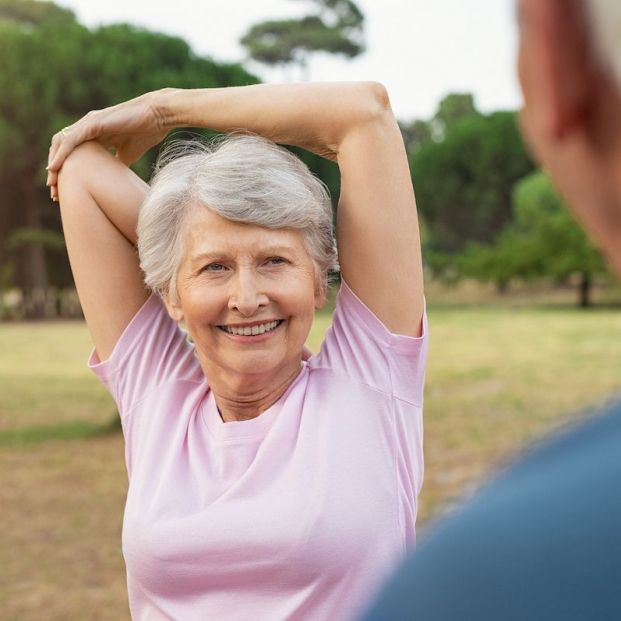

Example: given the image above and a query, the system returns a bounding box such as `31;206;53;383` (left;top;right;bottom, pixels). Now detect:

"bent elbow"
365;81;392;114
350;81;395;129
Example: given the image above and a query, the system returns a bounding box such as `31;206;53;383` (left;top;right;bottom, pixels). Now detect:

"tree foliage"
432;92;477;139
0;0;74;28
399;119;432;156
240;0;364;78
413;110;535;257
460;171;608;306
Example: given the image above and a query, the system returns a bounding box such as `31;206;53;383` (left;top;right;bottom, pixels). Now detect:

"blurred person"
45;82;427;620
360;0;621;619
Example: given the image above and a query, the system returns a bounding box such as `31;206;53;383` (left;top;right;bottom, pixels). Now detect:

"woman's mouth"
217;319;284;336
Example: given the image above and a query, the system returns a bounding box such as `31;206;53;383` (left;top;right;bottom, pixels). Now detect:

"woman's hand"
46;90;169;201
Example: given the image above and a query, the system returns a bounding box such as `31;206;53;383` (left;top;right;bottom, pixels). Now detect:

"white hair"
137;134;339;301
585;0;621;87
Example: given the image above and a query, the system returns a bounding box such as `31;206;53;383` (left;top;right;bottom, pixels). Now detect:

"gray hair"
137;133;339;301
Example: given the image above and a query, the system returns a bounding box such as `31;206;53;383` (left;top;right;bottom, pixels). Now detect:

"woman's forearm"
47;82;393;201
153;82;391;160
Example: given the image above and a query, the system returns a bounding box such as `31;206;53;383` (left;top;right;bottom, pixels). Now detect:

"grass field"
1;292;620;620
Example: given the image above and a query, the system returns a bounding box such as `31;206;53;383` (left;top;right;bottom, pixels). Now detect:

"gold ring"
61;126;71;136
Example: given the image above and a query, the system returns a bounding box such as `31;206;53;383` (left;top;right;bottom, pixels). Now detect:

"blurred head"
517;0;621;277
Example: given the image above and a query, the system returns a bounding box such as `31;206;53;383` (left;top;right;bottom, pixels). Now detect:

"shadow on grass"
0;414;122;447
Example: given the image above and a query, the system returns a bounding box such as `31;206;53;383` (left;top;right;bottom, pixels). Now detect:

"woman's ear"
314;275;328;310
163;294;184;322
314;292;327;311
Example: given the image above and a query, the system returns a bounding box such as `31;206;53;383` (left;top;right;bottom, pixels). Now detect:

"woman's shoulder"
309;280;428;403
319;279;428;360
89;292;203;414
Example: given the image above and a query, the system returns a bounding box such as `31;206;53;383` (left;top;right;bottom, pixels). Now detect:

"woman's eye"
203;263;226;272
267;257;286;266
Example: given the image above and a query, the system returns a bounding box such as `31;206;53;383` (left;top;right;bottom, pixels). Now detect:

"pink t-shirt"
89;280;427;621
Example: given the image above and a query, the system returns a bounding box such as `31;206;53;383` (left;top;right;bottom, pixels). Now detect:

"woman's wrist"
151;87;185;131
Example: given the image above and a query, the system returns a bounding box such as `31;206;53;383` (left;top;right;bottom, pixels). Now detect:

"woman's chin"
221;351;302;382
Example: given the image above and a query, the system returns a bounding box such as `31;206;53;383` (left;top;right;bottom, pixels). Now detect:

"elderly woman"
47;82;427;621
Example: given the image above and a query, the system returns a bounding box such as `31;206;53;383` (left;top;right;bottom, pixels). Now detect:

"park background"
1;0;620;618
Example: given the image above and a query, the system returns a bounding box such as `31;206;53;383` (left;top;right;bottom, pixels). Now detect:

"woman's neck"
201;360;303;423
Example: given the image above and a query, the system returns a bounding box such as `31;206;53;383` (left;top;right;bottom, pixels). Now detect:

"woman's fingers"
46;169;59;202
48;111;100;171
47;127;77;202
47;121;87;200
48;126;82;172
48;123;77;169
46;95;166;201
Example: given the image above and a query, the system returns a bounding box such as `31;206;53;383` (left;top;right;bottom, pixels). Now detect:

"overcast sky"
55;0;522;121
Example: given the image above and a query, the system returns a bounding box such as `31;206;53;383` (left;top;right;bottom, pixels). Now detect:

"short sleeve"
88;293;201;417
313;279;428;406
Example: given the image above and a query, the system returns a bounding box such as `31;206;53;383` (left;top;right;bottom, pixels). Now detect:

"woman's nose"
228;271;269;316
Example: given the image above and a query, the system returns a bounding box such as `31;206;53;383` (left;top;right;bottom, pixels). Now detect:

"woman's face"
166;207;326;381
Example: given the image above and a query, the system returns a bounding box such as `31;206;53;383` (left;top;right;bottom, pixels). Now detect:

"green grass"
0;418;122;447
0;321;113;431
420;304;621;517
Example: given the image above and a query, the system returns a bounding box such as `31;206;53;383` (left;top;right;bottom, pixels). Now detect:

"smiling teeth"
222;320;280;336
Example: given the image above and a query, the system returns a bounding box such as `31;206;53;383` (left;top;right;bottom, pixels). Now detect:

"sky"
54;0;522;122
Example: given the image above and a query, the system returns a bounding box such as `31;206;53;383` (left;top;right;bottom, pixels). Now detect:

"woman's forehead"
183;209;308;261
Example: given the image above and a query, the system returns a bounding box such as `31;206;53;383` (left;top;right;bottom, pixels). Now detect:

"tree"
412;109;535;267
240;0;365;80
399;94;475;159
432;93;477;139
0;0;74;28
399;119;432;156
461;171;608;306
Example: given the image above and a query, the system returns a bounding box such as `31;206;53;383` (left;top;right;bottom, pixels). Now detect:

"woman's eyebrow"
189;245;298;264
189;251;230;265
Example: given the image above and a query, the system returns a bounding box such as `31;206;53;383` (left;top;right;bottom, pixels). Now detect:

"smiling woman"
165;204;324;417
48;81;426;621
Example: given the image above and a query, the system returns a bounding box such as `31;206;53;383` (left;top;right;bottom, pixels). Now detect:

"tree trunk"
578;271;591;308
496;280;509;295
22;178;48;319
298;56;310;82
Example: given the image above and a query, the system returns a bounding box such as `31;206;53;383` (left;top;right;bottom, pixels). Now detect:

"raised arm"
49;82;424;336
56;142;150;361
333;87;424;337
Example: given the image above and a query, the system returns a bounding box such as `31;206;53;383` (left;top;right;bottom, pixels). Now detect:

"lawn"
1;297;620;619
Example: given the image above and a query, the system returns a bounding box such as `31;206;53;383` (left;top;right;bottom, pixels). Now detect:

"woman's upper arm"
336;83;424;337
57;142;151;360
